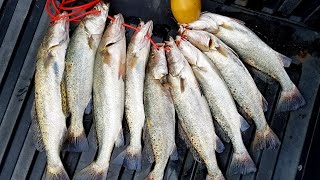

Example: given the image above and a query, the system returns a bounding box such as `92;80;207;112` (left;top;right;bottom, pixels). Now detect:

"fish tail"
45;164;70;180
73;162;107;180
227;151;256;175
145;170;164;180
113;145;142;171
252;125;281;151
206;173;225;180
278;85;305;112
63;127;89;152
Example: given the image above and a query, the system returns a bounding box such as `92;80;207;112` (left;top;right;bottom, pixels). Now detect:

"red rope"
107;16;170;51
45;0;170;51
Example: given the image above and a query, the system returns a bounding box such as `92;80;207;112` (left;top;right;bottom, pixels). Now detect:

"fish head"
47;12;70;49
175;36;199;66
200;13;225;26
181;28;221;52
148;44;168;80
83;2;109;35
131;20;153;54
165;37;186;77
182;18;219;33
103;13;125;46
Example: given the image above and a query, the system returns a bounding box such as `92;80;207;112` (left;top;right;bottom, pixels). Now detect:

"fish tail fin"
146;170;165;180
169;144;179;161
215;135;225;153
239;115;250;132
73;162;107;180
277;52;292;67
278;85;306;112
113;145;142;171
63;127;89;152
252;126;281;151
206;173;225;180
228;152;256;175
45;164;70;180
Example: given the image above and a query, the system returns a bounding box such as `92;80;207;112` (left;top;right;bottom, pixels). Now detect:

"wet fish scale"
33;13;70;179
144;45;176;180
72;13;126;180
64;2;109;152
166;37;225;180
183;29;280;151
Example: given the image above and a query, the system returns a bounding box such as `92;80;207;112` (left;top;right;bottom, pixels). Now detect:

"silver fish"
143;45;177;180
32;12;70;179
116;20;153;171
64;2;109;152
185;12;305;112
166;37;225;180
176;36;256;175
73;14;126;180
182;29;280;151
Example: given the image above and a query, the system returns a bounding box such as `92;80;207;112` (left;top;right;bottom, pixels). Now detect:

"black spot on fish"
53;62;59;77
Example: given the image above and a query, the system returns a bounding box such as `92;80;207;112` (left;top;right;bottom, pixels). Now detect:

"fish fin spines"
227;152;256;175
214;121;230;143
277;53;292;67
84;99;93;114
261;94;268;112
115;128;124;148
45;164;70;180
206;173;226;180
278;85;306;112
31;101;44;151
215;135;225;153
63;129;89;152
252;126;280;151
240;115;250;132
250;67;274;84
73;162;107;180
170;144;179;161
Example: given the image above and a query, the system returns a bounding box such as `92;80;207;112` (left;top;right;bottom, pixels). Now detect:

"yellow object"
171;0;201;23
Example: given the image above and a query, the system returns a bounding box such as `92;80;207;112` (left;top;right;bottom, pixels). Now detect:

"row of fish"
32;2;305;179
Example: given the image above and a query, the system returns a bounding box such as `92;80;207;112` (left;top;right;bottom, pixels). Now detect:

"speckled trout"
166;37;225;180
32;12;70;180
144;44;177;180
115;20;153;171
73;14;126;180
184;12;305;112
64;2;109;152
177;36;256;175
182;29;280;151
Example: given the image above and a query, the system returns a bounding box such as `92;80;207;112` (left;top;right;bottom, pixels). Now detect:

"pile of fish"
32;2;306;180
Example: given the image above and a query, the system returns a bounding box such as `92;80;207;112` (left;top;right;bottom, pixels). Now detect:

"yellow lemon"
171;0;201;23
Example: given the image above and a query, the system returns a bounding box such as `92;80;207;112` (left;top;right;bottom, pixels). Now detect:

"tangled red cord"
45;0;170;51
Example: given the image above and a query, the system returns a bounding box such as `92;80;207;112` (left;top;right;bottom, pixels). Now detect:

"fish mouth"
139;20;153;37
182;29;213;52
94;1;110;12
53;12;69;39
113;13;125;30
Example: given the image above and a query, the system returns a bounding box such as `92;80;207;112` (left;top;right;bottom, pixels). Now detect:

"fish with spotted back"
182;29;280;152
184;12;305;112
73;14;126;180
63;2;109;152
32;12;70;180
143;44;177;180
113;20;153;171
176;36;256;175
165;37;225;180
